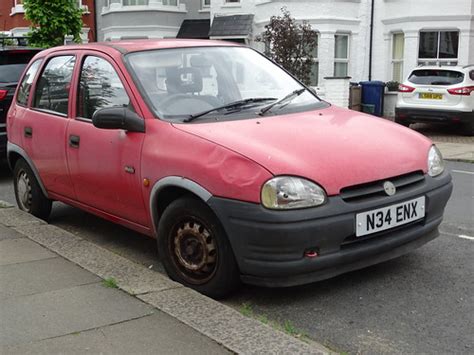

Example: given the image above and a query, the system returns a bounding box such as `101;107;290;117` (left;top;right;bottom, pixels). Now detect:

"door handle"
24;126;32;138
69;135;80;148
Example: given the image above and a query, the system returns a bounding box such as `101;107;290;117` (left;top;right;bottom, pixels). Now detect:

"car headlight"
428;145;445;177
261;176;327;210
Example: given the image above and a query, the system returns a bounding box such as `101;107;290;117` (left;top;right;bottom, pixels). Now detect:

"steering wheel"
159;93;216;113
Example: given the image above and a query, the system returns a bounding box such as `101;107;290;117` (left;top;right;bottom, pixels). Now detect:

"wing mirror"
92;107;145;133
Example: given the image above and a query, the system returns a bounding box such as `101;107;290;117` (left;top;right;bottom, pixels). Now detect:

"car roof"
38;39;240;57
411;65;472;72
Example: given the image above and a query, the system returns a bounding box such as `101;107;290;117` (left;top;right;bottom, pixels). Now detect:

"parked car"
7;40;452;298
395;65;474;135
0;38;42;160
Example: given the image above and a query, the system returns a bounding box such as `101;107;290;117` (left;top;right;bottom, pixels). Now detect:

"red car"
7;40;452;298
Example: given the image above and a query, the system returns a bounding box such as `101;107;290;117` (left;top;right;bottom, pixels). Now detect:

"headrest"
166;67;203;94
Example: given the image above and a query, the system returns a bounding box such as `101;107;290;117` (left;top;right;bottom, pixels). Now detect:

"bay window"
334;34;349;77
392;33;404;82
418;30;459;66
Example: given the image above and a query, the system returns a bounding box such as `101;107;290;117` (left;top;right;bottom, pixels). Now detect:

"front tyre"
13;159;52;220
157;197;240;298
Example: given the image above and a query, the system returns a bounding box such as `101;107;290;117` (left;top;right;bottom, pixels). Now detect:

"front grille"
0;123;6;136
340;171;425;203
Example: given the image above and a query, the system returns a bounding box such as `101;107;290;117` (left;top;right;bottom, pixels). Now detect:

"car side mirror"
92;107;145;133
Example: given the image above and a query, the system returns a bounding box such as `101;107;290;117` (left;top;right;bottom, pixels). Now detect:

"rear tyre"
395;118;410;127
461;121;474;136
157;196;240;299
13;159;52;220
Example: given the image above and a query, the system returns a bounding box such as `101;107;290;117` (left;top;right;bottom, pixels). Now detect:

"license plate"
419;93;442;100
356;197;425;237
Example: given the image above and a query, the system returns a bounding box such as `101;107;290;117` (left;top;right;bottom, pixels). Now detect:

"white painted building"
209;0;474;88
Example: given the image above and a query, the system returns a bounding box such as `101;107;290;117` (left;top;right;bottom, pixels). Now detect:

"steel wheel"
158;196;240;298
170;218;218;285
16;169;33;212
13;159;52;220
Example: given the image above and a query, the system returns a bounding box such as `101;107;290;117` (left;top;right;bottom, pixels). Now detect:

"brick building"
0;0;96;43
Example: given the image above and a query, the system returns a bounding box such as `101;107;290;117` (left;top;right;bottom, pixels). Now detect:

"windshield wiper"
183;97;277;123
259;88;306;116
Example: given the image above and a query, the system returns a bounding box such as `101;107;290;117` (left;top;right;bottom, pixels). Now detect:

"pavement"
0;202;330;355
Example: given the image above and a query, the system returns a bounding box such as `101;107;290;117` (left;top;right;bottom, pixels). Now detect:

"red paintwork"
174;106;432;196
7;40;433;238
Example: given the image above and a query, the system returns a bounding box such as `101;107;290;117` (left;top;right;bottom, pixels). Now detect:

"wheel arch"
7;142;49;198
149;177;213;236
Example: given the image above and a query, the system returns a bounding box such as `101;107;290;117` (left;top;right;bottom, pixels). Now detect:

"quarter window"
16;59;42;106
33;56;75;116
334;34;349;77
77;56;130;119
418;31;459;66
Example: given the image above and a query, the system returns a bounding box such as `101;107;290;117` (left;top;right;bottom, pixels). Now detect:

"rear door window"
16;59;43;106
408;70;464;85
33;55;75;116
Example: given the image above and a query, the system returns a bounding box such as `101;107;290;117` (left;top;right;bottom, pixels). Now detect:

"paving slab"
0;223;24;240
1;313;230;355
0;207;46;227
435;142;474;162
0;257;99;299
0;283;153;346
139;287;327;355
0;238;56;266
14;222;181;295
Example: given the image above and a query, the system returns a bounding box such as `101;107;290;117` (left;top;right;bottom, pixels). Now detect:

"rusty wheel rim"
170;218;218;285
17;170;32;212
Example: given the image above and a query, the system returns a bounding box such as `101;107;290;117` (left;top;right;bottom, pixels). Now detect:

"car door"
21;54;76;198
66;53;148;226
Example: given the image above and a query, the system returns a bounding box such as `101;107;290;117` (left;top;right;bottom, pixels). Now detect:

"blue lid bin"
359;81;385;117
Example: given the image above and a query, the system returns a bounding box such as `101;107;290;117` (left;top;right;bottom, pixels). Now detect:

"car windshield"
126;46;325;122
0;64;27;83
408;69;464;86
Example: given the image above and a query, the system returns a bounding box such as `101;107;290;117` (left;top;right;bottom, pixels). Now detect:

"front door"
66;54;147;226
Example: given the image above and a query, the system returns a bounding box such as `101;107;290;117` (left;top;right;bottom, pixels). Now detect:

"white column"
318;31;336;84
403;30;419;80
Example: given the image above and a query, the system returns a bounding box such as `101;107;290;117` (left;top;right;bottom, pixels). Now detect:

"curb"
0;203;330;355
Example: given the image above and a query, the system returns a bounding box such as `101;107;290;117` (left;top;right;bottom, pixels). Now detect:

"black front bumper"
208;172;452;287
396;108;473;124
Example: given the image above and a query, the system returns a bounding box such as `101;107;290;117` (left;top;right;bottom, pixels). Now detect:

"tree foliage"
258;8;317;85
24;0;83;48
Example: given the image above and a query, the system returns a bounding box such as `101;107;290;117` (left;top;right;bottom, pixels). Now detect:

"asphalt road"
0;160;472;354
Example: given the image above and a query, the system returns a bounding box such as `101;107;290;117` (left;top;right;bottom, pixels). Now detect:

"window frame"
334;34;350;77
75;54;135;122
202;0;210;8
16;59;43;108
391;32;404;82
418;30;459;66
31;54;77;118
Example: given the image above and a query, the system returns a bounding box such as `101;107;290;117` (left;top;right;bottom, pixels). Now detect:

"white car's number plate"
356;197;425;237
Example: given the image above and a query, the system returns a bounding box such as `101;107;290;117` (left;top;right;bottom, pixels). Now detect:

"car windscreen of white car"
408;69;464;86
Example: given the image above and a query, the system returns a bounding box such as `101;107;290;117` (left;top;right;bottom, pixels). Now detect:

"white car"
395;65;474;135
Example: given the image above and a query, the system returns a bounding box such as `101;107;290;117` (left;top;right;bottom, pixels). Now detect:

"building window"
202;0;210;7
334;34;349;77
418;30;459;66
392;33;404;82
225;0;240;3
162;0;178;5
123;0;149;5
308;33;319;86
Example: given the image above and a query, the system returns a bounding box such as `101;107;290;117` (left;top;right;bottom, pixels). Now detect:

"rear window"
0;50;39;65
408;70;464;85
0;63;27;83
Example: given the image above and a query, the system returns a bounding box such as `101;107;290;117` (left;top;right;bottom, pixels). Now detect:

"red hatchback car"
7;40;452;298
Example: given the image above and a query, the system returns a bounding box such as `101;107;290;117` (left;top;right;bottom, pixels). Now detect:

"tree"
258;8;317;86
24;0;83;48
